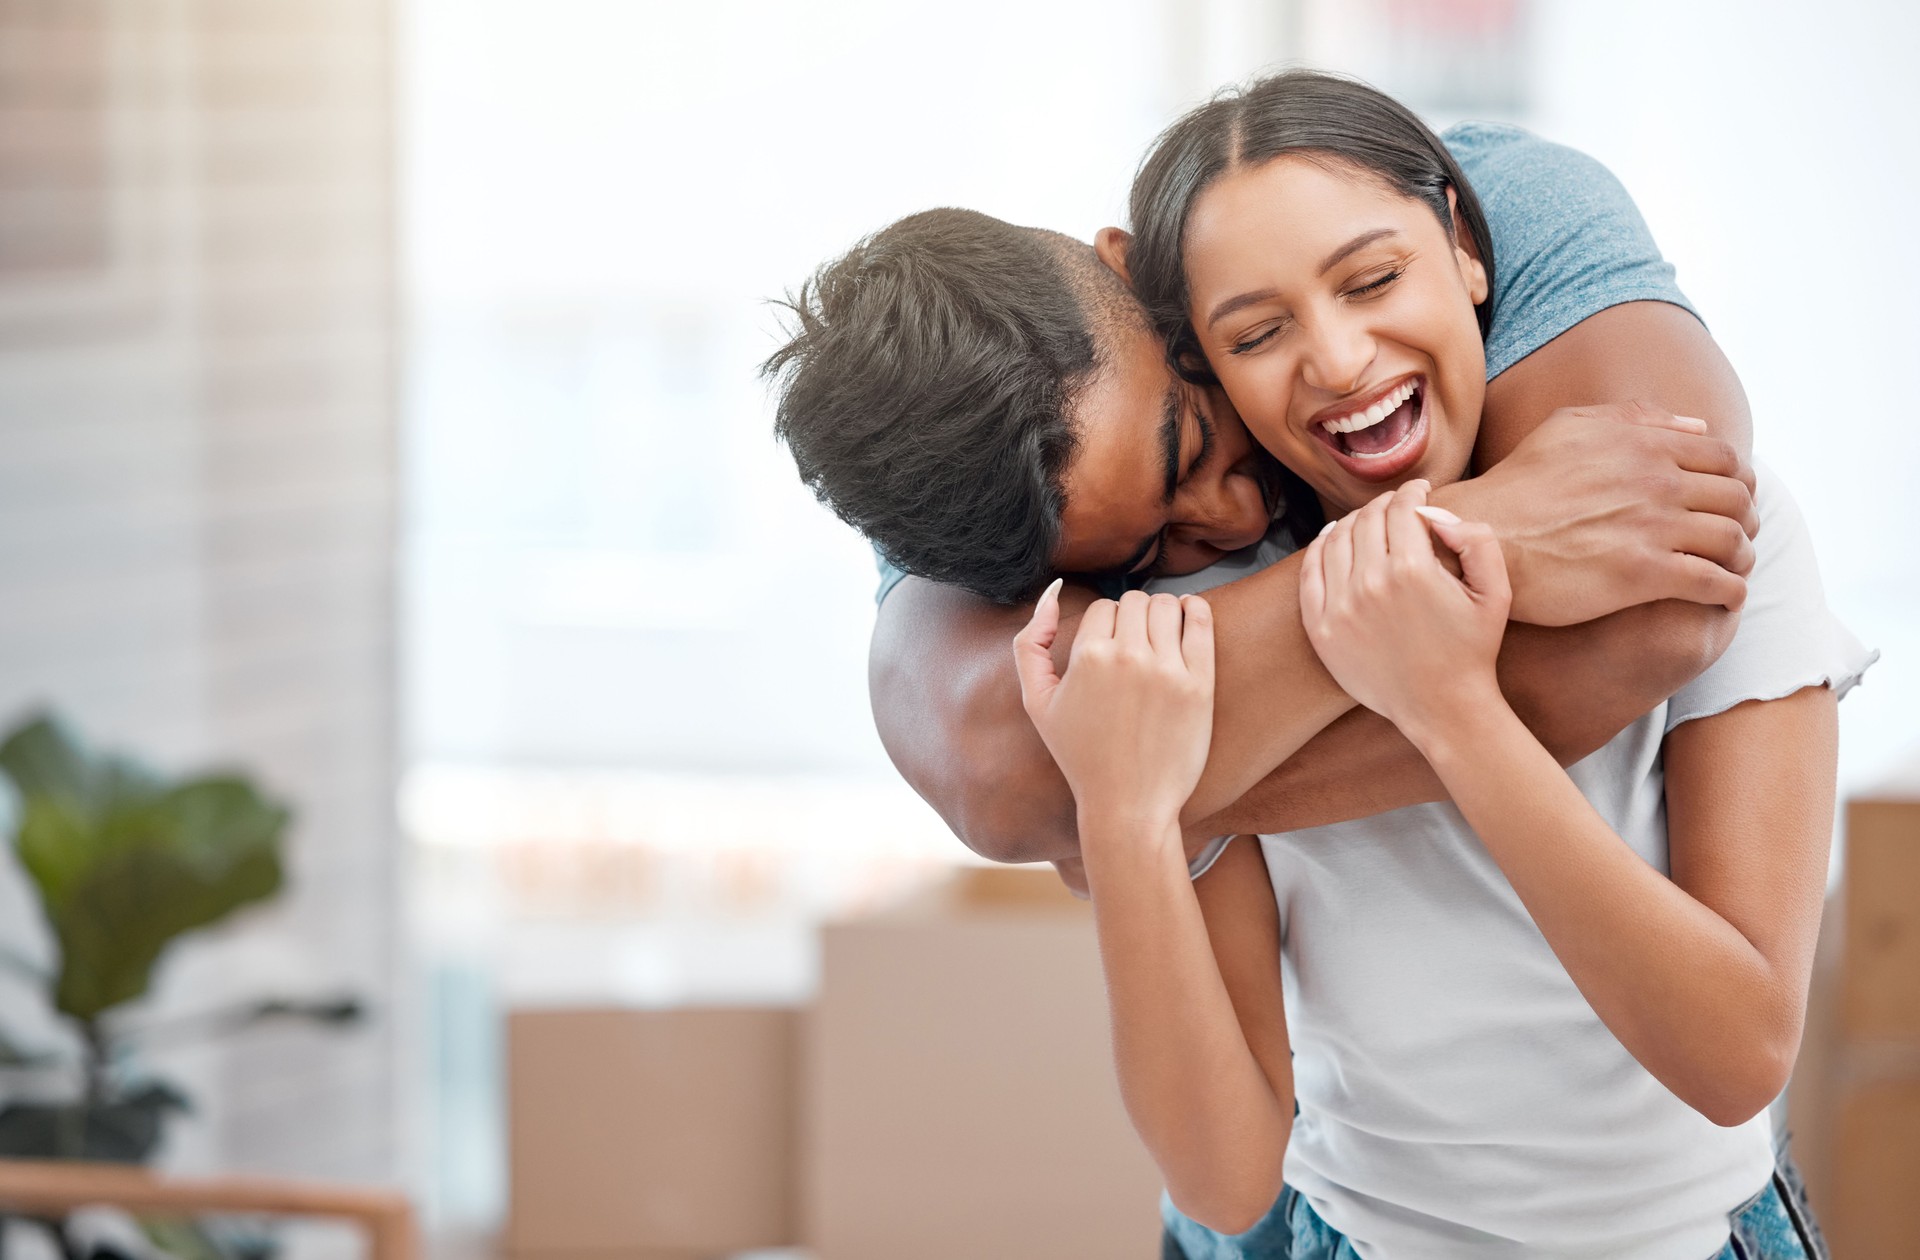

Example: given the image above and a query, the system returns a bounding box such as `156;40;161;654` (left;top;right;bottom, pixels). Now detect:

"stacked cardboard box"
506;1006;799;1257
505;867;1163;1259
803;868;1164;1258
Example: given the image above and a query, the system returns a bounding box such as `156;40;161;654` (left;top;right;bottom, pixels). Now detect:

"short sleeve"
1443;122;1701;380
1665;466;1877;732
874;546;909;605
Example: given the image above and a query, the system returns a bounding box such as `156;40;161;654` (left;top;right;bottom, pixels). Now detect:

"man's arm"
872;301;1754;864
1191;301;1755;837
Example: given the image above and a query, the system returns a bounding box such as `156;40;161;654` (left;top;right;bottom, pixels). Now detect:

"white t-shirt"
1154;469;1874;1259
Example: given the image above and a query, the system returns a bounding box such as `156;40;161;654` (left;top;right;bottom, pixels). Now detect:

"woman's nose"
1299;316;1376;395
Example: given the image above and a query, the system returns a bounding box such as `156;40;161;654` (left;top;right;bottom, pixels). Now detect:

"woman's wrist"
1077;806;1189;863
1392;675;1516;762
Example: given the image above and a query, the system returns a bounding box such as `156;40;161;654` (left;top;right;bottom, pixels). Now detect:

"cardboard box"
506;1006;798;1258
1830;1075;1920;1258
1788;773;1920;1259
804;866;1164;1259
1840;799;1920;1043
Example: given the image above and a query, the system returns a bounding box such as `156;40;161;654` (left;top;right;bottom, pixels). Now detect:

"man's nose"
1299;316;1376;395
1176;470;1269;545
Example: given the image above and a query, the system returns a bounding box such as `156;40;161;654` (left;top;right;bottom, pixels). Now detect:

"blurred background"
1;0;1915;1257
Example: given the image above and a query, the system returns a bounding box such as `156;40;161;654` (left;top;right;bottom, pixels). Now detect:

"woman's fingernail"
1040;576;1064;605
1414;505;1460;525
1318;520;1337;537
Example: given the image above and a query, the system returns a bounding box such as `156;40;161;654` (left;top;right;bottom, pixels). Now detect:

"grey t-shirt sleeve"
874;546;909;605
1445;122;1700;380
1665;466;1876;732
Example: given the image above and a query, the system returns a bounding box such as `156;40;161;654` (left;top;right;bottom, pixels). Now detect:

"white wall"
0;0;401;1182
1522;0;1920;791
400;0;1239;780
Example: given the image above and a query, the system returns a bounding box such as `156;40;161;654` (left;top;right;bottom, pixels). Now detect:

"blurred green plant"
0;712;362;1164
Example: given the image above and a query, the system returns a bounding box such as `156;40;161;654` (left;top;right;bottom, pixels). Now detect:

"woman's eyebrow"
1317;226;1399;276
1203;226;1403;329
1205;288;1278;330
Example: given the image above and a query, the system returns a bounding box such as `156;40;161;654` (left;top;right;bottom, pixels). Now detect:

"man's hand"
1453;401;1758;627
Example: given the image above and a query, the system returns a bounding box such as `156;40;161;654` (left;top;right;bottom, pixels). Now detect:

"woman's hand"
1014;584;1215;836
1299;480;1512;746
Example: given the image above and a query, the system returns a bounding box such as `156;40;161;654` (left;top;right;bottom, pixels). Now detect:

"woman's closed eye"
1229;320;1288;356
1347;267;1404;298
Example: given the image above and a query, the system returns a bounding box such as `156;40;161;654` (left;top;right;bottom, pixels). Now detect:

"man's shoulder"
1441;121;1611;198
1443;121;1697;379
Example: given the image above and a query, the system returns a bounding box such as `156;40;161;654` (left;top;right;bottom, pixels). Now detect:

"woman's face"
1181;154;1489;517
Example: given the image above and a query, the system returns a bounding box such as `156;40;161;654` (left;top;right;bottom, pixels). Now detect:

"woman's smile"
1307;373;1430;482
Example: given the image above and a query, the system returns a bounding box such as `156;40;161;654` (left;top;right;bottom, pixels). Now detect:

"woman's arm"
1303;483;1836;1126
1417;685;1835;1125
1085;829;1294;1233
1012;589;1293;1233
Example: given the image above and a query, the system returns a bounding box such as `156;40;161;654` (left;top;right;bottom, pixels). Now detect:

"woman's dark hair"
1128;69;1495;381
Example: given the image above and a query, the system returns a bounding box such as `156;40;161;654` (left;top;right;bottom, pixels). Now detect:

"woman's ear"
1445;186;1489;307
1094;227;1134;285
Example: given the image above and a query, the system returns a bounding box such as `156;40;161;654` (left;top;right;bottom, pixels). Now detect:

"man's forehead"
1052;335;1183;573
1080;321;1179;441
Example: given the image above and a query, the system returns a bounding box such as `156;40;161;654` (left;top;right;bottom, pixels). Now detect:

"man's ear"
1094;227;1133;285
1445;186;1489;307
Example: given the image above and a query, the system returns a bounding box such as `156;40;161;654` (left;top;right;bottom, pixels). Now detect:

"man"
767;128;1757;887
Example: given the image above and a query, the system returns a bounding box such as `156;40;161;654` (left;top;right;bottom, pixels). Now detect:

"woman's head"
1126;71;1493;515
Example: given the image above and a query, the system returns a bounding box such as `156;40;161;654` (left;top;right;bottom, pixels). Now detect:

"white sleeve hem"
1187;834;1234;881
1665;648;1879;733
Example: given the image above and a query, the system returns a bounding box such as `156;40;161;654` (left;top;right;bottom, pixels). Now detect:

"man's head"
765;208;1278;603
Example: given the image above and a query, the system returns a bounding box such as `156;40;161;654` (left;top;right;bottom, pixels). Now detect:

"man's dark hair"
1128;69;1497;381
765;208;1133;604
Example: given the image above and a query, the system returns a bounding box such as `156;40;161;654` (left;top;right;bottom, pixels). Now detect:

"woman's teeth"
1322;378;1419;436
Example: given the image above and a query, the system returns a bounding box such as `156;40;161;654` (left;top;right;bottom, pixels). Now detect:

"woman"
1017;72;1870;1258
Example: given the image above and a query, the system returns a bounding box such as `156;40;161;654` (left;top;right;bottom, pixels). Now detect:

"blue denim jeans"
1161;1149;1827;1260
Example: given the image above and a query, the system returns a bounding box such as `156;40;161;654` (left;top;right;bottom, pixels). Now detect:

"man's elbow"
1533;599;1742;765
1639;598;1740;696
945;743;1077;865
875;712;1076;865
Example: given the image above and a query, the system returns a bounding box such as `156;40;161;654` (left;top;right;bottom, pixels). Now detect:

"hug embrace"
767;71;1874;1260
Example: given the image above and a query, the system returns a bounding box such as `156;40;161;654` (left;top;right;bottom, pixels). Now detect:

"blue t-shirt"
871;122;1696;608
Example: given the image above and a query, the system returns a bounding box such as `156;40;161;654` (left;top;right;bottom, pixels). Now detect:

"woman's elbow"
1170;1184;1284;1238
1689;1041;1797;1129
1166;1155;1288;1237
